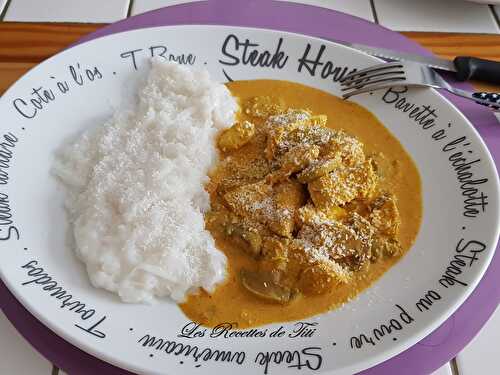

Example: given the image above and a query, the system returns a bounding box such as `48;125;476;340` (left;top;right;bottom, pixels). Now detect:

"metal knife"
334;40;500;85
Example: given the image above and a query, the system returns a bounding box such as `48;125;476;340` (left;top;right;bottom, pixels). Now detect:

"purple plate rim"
1;1;499;374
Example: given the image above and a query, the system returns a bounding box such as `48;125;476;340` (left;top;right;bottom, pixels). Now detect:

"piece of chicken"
223;179;306;238
369;193;401;237
297;157;341;183
321;130;365;167
297;260;350;294
269;144;320;183
296;208;375;270
265;109;312;160
244;96;286;118
270;180;307;236
223;180;272;221
308;159;377;208
282;124;334;154
218;121;256;152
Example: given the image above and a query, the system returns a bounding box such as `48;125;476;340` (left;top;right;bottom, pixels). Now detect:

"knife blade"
337;41;456;71
333;40;500;84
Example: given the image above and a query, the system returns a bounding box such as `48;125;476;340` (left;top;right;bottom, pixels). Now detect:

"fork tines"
340;61;406;99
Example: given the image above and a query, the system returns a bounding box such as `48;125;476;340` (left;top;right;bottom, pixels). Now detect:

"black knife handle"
454;56;500;84
472;92;500;111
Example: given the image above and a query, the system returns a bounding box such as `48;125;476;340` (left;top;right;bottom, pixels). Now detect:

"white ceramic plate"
0;25;498;375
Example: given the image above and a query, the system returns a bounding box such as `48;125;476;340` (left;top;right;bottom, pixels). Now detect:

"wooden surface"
0;23;499;94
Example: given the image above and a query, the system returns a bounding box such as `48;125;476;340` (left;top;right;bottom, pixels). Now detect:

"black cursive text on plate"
381;86;489;218
120;45;196;71
0;132;19;241
254;347;323;375
12;64;103;120
21;260;107;338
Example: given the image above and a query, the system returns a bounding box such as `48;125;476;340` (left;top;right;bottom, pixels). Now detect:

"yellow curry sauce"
180;80;422;328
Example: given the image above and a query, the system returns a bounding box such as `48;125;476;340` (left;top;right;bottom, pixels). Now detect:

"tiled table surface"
0;0;499;32
0;0;499;374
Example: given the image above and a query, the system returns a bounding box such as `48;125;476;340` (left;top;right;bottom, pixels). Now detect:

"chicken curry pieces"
180;80;422;328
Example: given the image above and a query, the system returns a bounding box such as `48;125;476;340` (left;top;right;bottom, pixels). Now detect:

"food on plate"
53;62;421;327
52;60;236;303
180;80;422;328
205;100;398;300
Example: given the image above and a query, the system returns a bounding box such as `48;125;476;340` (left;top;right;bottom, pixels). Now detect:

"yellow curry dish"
181;79;422;328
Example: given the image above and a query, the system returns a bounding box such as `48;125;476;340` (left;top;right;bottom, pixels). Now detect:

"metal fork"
340;61;500;111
